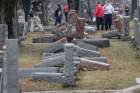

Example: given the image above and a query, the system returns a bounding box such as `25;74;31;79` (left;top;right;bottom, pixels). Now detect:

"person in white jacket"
104;1;114;30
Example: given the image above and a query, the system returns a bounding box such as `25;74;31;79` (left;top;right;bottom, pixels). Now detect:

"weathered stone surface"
79;58;110;70
84;26;96;33
102;30;121;39
3;39;20;93
32;34;57;43
75;47;101;57
68;10;78;25
83;38;110;48
121;16;130;41
43;41;64;53
73;40;98;51
0;68;2;92
42;52;65;60
63;43;76;86
0;24;7;49
134;18;140;51
75;17;86;39
32;72;64;83
80;57;107;63
19;67;59;78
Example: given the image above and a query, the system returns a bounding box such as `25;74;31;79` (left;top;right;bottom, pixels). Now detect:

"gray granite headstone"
0;24;7;49
121;16;130;41
134;18;140;55
3;39;20;93
63;43;76;86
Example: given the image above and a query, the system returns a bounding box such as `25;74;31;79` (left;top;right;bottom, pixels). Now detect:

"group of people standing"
54;3;69;26
94;1;114;31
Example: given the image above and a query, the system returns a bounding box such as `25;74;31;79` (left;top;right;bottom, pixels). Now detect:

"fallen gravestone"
79;38;110;48
32;43;76;86
73;40;98;51
102;30;121;39
19;67;61;78
32;34;57;43
84;26;96;34
43;41;64;53
79;58;110;70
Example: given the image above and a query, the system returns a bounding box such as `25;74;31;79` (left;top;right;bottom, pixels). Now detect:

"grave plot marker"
3;39;20;93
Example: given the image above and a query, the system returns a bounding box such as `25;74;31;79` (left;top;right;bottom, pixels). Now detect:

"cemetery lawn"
19;33;140;91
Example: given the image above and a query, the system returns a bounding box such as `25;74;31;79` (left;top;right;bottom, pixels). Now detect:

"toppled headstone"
82;57;107;63
84;26;96;33
73;40;98;51
32;34;57;43
79;58;110;70
43;41;64;53
102;30;121;39
19;67;60;78
32;72;64;83
42;52;65;60
75;47;101;57
83;38;110;48
35;55;65;67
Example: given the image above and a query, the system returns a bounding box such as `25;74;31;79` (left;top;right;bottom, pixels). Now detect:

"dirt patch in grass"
20;33;140;92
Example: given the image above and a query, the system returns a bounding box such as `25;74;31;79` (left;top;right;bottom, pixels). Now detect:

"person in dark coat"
54;4;62;26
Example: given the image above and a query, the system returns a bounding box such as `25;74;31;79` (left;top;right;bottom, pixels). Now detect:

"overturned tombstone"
84;26;96;34
75;46;101;57
82;57;107;63
75;38;110;48
73;40;98;51
102;30;121;39
43;38;68;53
79;58;110;70
32;34;57;43
19;67;61;78
35;43;108;71
32;43;76;86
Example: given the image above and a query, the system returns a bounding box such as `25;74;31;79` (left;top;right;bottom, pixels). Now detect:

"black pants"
64;12;68;23
104;14;112;30
96;17;104;30
55;16;61;26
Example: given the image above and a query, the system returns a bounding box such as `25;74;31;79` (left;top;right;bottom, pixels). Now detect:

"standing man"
94;1;104;31
63;3;69;23
104;1;114;30
54;4;62;26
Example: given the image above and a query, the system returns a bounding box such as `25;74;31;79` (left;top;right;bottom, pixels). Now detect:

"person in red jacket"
94;1;104;30
63;3;69;23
